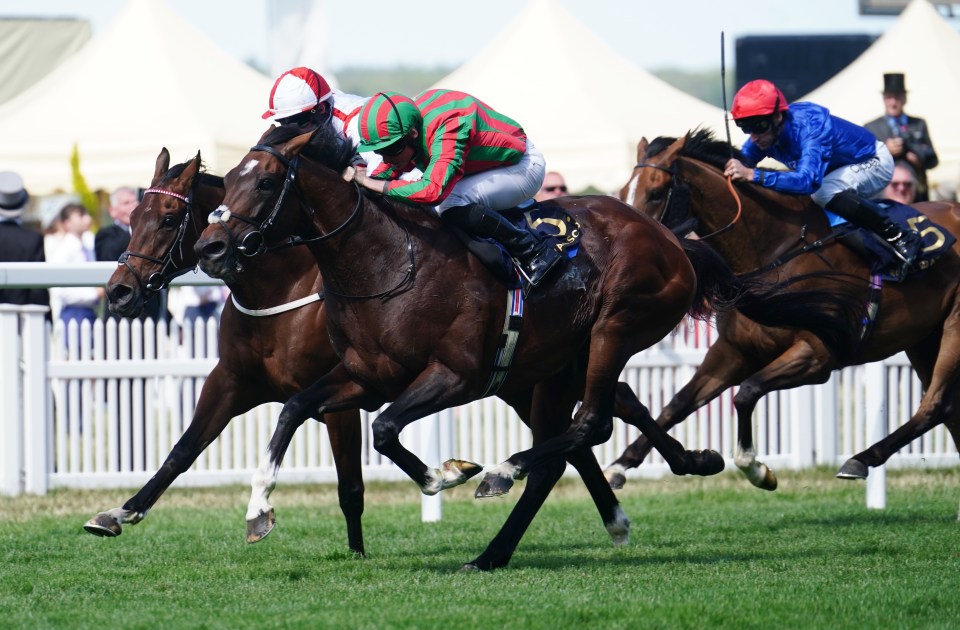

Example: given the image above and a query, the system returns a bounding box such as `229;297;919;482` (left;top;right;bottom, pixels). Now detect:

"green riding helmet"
357;92;421;153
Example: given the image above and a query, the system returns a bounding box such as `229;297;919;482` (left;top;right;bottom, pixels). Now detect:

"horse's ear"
182;151;202;180
283;129;316;157
636;138;649;161
154;148;171;181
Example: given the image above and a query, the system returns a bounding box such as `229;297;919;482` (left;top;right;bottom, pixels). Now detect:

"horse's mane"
645;127;744;169
263;123;355;174
161;160;224;189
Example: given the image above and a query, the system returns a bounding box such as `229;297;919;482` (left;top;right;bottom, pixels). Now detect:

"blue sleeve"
757;116;831;195
740;140;763;167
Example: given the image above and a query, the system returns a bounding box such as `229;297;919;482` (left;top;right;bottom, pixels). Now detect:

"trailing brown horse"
83;148;368;554
193;124;740;570
607;128;960;493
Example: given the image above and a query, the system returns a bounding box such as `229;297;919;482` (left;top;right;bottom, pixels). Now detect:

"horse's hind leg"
837;314;960;481
837;335;937;479
325;410;365;556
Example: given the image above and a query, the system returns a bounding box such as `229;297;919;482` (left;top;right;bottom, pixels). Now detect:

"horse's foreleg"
84;364;257;537
369;367;481;495
247;366;378;543
734;339;832;490
605;340;754;488
325;410;365;556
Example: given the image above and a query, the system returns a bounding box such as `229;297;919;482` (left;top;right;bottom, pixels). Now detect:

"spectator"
535;171;568;201
0;171;49;308
45;203;101;328
883;161;918;205
865;73;938;202
95;186;168;323
169;285;227;327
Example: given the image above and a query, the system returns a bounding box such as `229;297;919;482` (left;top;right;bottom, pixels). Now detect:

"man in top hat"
0;171;49;307
865;73;938;202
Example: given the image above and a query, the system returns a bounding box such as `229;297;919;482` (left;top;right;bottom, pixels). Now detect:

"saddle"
450;200;582;288
837;200;955;282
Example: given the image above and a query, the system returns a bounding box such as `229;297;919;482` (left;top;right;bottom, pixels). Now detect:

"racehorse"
607;128;960;492
193;123;746;570
83;149;369;554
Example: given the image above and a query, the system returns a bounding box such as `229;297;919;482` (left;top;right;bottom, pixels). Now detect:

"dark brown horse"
83;149;368;554
193;124;739;570
607;128;960;491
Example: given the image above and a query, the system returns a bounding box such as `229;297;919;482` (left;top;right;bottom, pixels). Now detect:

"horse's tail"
679;236;742;319
733;272;867;364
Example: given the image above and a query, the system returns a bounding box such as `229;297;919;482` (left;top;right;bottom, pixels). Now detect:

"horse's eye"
256;178;275;193
647;188;665;203
161;214;178;229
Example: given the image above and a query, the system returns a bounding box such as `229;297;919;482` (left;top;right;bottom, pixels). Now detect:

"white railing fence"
2;304;957;509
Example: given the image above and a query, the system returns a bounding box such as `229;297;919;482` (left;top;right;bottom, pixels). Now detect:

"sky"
2;0;953;73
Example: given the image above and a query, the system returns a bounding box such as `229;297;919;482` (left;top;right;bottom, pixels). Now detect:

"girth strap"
480;278;525;398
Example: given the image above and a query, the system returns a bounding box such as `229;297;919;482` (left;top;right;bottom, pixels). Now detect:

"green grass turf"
1;467;958;629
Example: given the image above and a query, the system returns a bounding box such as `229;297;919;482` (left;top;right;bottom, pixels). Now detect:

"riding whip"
720;31;734;161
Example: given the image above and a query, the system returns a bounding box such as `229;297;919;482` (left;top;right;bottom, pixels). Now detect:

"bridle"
208;143;415;300
634;157;742;240
117;186;198;295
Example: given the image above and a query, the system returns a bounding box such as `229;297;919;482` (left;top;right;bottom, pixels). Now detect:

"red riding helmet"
262;67;333;122
731;80;789;120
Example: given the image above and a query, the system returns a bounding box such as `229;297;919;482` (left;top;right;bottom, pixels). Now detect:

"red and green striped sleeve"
380;90;527;205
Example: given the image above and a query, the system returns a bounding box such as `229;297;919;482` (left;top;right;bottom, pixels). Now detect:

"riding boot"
826;189;922;275
442;204;562;286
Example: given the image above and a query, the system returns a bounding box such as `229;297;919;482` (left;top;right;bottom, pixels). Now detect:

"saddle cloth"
838;200;955;282
458;201;583;288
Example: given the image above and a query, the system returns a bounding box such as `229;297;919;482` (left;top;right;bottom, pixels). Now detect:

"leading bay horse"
194;124;738;570
83;149;369;554
607;128;960;495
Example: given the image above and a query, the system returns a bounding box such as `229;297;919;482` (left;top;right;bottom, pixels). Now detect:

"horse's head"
195;124;354;280
106;148;224;317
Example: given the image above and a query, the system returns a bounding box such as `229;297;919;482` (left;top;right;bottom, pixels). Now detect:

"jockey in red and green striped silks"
353;89;560;287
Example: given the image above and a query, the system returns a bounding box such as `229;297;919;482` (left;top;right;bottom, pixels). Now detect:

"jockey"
351;90;562;287
724;79;921;274
261;66;372;168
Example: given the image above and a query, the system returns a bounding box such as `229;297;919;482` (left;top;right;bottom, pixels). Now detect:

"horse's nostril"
107;283;133;304
196;238;227;260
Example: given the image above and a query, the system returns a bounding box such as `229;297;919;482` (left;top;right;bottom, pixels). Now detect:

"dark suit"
95;223;168;322
0;220;50;307
865;114;939;202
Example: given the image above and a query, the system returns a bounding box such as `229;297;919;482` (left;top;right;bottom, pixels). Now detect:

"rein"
118;186;197;295
210;142;415;301
635;160;743;240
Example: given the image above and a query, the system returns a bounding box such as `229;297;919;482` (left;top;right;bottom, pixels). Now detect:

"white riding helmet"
262;67;333;122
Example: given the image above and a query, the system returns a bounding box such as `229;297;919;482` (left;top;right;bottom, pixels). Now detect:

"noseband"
118;186;197;295
206;143;363;257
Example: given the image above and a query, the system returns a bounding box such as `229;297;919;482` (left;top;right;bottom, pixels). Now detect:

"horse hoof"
760;470;778;491
604;465;626;490
836;458;869;480
674;449;725;476
446;459;483;481
459;563;483;573
83;513;122;537
474;472;514;498
246;509;276;544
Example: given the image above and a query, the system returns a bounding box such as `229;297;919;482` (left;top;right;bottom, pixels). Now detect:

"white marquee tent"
0;0;272;195
429;0;737;194
803;0;960;194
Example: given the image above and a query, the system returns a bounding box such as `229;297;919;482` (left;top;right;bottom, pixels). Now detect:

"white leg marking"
735;445;771;487
105;507;144;525
246;452;279;520
606;505;631;546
